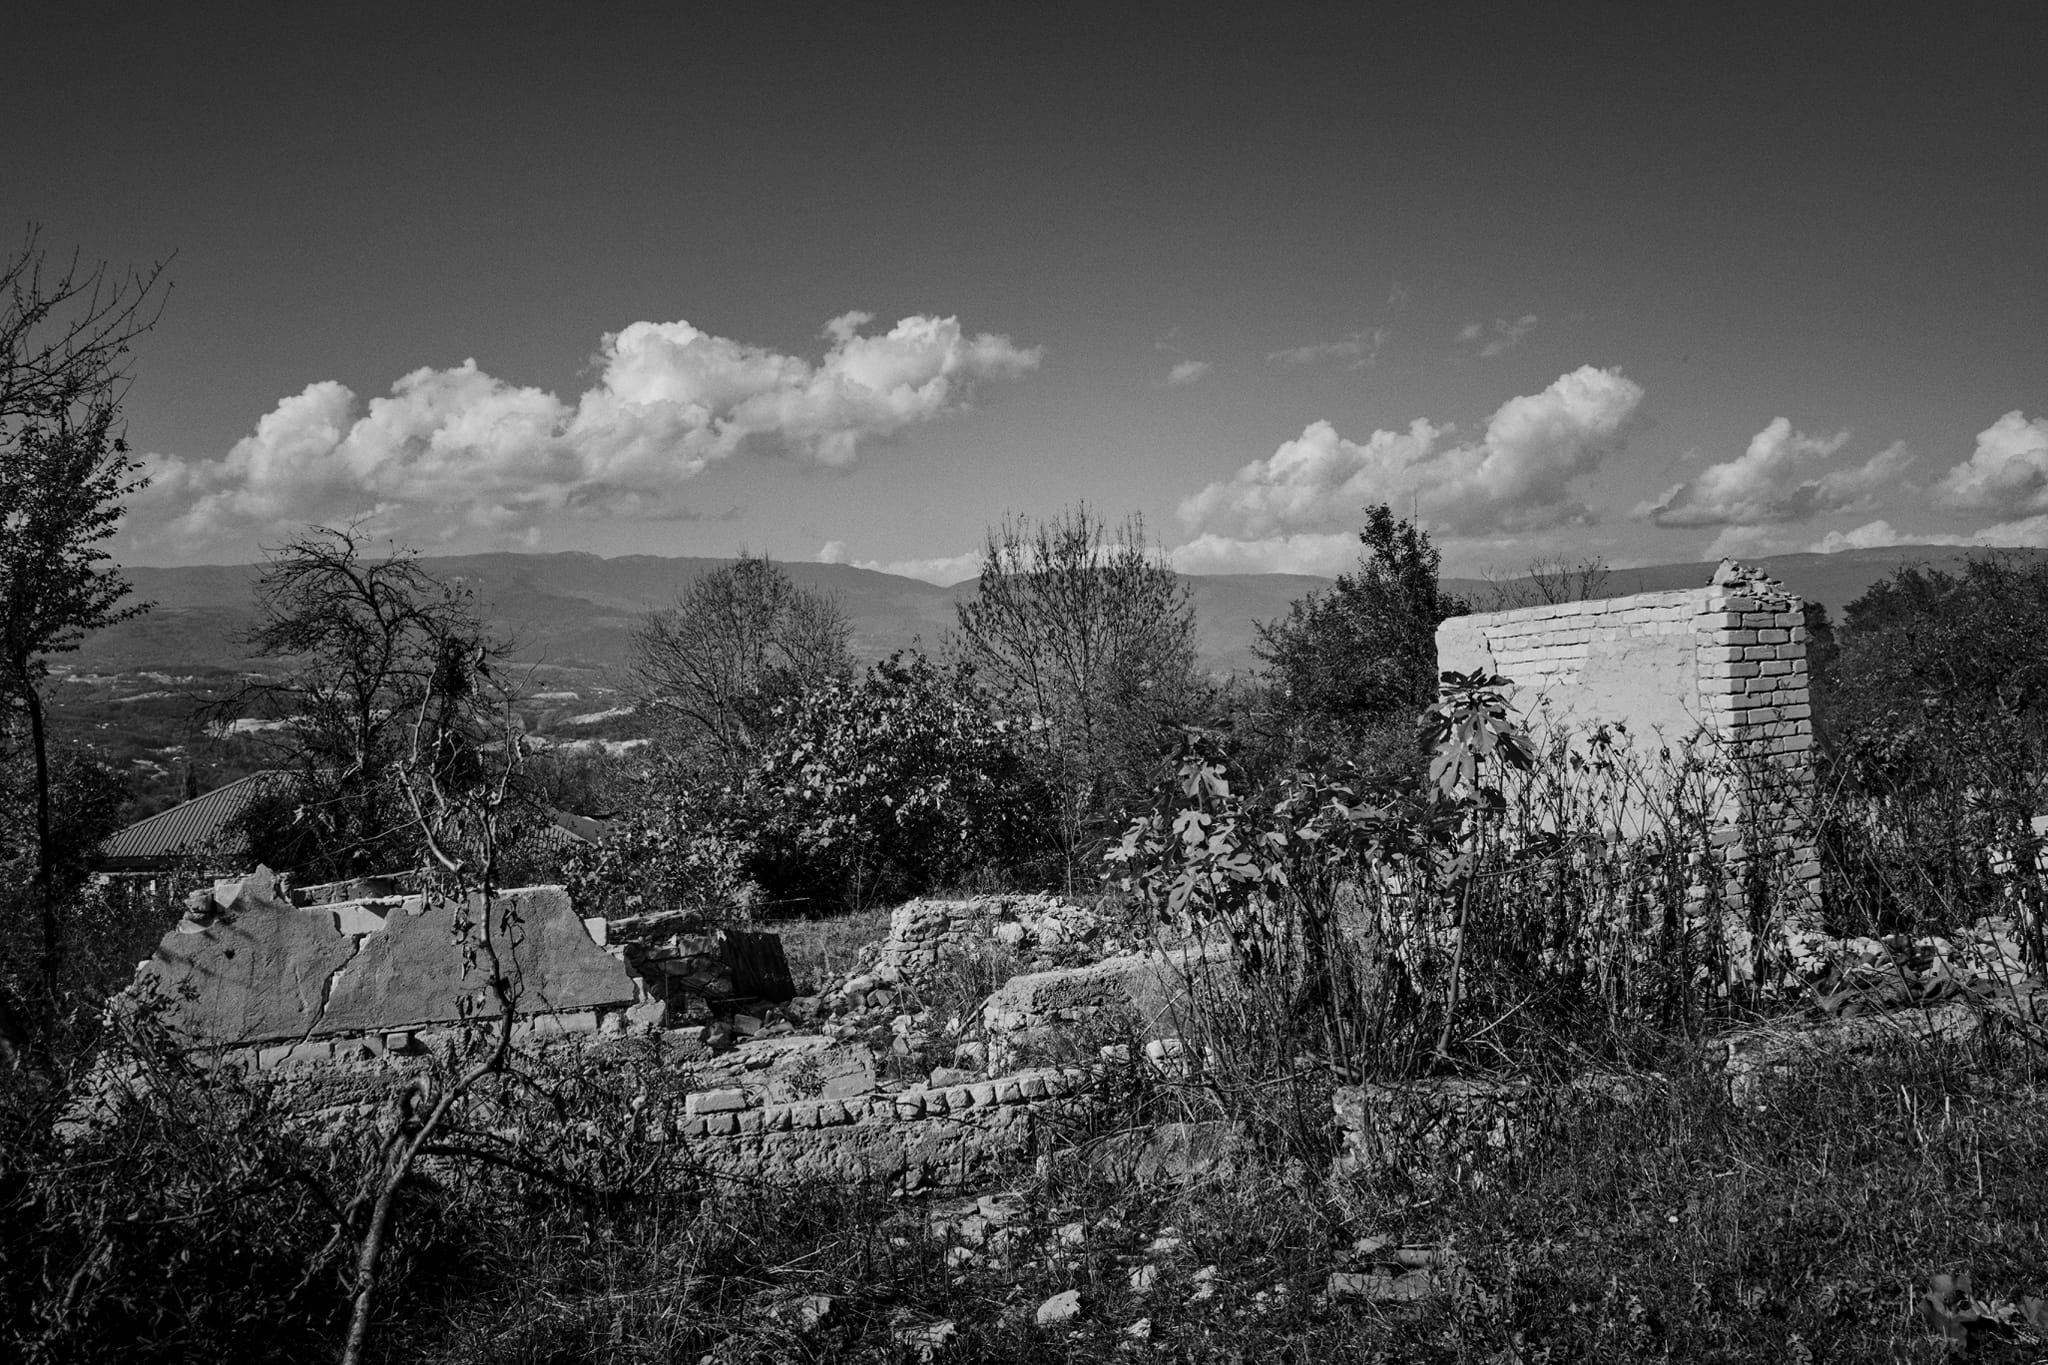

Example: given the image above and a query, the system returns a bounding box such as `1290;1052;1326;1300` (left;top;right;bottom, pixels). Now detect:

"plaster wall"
1435;562;1821;914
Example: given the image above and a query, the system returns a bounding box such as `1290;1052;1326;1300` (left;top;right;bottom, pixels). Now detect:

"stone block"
686;1087;750;1115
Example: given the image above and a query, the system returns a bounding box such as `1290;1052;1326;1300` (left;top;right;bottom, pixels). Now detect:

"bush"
569;652;1052;918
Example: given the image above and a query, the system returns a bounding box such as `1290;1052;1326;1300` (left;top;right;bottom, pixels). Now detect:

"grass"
773;905;893;996
322;1013;2043;1363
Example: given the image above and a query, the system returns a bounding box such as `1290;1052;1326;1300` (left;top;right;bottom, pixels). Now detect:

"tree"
627;554;851;774
1478;552;1613;611
231;525;517;881
0;230;167;995
1816;553;2048;946
1254;504;1468;769
743;651;1046;909
950;505;1198;881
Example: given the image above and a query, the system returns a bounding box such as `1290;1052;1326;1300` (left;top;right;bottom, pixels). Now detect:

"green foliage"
1814;553;2048;955
230;526;518;882
1;232;162;999
627;553;851;775
573;651;1047;916
951;505;1199;881
1253;503;1469;769
743;651;1049;910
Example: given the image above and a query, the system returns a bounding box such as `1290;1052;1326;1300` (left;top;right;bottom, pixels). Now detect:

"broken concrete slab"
134;880;635;1048
136;870;359;1047
321;886;634;1035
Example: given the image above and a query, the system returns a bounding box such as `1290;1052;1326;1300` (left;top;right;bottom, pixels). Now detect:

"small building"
95;771;293;875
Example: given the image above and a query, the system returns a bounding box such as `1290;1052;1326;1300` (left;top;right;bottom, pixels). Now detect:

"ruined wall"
135;871;637;1048
1436;561;1820;910
674;1065;1095;1191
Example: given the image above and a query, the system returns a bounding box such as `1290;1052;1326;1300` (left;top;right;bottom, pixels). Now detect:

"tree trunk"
25;679;57;995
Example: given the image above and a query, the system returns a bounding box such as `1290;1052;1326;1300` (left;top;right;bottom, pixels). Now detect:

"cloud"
1455;314;1538;359
1638;418;1910;528
1932;411;2048;513
123;314;1042;554
839;548;985;585
1168;531;1359;576
1808;515;2048;554
1166;359;1213;386
1176;365;1645;549
1266;327;1389;371
816;540;849;564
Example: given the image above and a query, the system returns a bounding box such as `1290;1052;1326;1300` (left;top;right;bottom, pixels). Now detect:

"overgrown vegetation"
7;460;2048;1358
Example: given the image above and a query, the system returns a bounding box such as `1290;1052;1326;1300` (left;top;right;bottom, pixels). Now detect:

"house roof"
97;771;293;869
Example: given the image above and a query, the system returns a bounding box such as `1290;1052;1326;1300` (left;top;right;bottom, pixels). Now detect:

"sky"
5;3;2044;582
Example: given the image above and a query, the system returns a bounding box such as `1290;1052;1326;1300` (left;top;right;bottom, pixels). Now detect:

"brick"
706;1112;739;1136
686;1088;750;1116
1758;629;1789;644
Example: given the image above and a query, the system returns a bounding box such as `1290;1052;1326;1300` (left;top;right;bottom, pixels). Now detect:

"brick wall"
1436;560;1820;922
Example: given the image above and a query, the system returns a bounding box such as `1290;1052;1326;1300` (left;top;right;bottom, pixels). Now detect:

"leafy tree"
744;651;1045;909
1254;504;1468;769
1816;553;2048;941
627;554;851;774
0;230;166;994
230;525;517;881
950;505;1198;882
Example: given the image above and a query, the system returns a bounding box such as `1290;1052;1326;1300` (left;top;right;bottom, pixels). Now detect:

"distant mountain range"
75;544;2048;680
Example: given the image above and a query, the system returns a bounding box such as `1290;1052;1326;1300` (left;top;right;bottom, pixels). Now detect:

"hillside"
81;544;2048;682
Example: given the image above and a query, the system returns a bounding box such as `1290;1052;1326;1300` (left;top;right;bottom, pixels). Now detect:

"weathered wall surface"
137;872;636;1047
673;1065;1094;1191
1435;590;1704;743
1436;561;1820;909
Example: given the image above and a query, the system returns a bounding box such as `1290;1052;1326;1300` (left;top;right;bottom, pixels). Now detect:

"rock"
1070;1121;1252;1186
928;1065;976;1087
893;1317;956;1359
1036;1289;1083;1326
769;1293;834;1332
1328;1269;1433;1303
731;1013;765;1038
685;1088;749;1115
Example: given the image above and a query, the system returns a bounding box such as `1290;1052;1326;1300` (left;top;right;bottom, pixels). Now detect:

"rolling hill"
73;543;2048;682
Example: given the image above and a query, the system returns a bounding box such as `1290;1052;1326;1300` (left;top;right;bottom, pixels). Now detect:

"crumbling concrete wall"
1436;561;1820;911
134;870;636;1048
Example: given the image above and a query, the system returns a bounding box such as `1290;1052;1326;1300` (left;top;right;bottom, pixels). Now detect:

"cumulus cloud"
1638;418;1910;528
123;314;1042;554
1266;327;1389;371
1808;515;2048;554
1932;411;2048;513
1176;366;1644;555
1455;314;1538;359
1166;359;1213;386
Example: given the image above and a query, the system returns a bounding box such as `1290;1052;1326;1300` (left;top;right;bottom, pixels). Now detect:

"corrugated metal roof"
97;771;293;867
